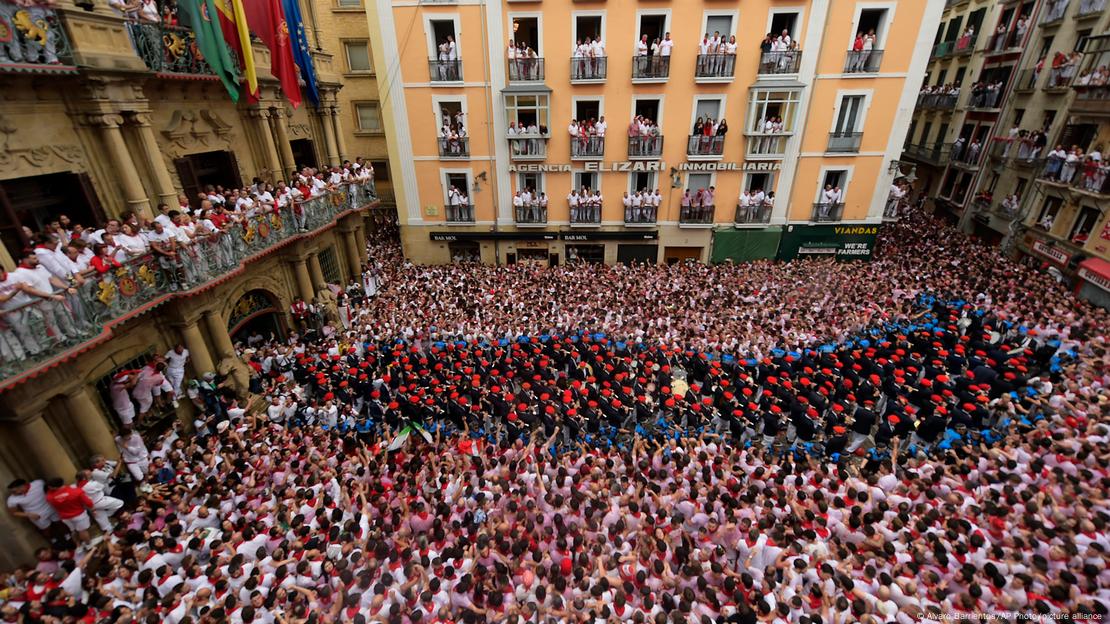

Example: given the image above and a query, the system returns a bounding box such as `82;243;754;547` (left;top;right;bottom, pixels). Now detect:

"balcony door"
0;172;104;261
833;95;864;136
174;150;243;210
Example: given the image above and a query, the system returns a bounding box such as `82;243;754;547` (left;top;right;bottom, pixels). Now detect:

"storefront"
776;224;880;261
1076;257;1110;310
711;227;783;263
566;244;605;263
616;244;659;264
428;231;658;266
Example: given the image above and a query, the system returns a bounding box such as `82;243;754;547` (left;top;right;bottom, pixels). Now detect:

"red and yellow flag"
243;0;302;107
213;0;258;98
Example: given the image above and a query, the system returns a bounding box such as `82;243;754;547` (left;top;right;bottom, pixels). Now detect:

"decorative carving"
161;109;236;157
288;123;311;137
0;144;86;171
84;113;126;128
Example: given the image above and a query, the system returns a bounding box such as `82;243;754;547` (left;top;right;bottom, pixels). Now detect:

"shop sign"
1032;240;1069;265
1078;266;1110;292
776;224;880;261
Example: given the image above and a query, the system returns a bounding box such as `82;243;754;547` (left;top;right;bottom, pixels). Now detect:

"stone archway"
227;288;286;343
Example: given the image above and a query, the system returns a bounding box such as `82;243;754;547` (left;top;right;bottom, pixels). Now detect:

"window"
629;171;657;193
743;172;776;194
436;100;464;128
821;170;848;194
746;90;800;134
444;172;469;202
318;246;342;284
336;0;361;6
833;95;865;134
574;171;599;191
769;12;799;40
1070;206;1102;242
429;19;459;59
633;98;661;122
1036;197;1062;228
370;160;390;182
574;99;601;122
344;41;372;73
919;121;933;145
853;8;888;45
355;103;382;133
637;13;667;45
510;16;540;54
517;172;544;194
693;98;723;124
686;173;713;194
704;14;734;40
1013;108;1026;126
574;15;604;46
505;94;549;132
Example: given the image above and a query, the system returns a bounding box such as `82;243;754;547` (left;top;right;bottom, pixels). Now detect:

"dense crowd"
3;208;1108;624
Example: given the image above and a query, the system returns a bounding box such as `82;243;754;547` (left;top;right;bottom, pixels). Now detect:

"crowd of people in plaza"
3;204;1110;623
0;163;374;369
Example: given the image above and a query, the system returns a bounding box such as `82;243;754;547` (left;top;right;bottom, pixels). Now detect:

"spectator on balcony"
951;135;967;162
108;0;141;20
966;138;982;164
850;29;876;72
738;188;753;222
138;0;160;23
7;251;79;346
1061;147;1083;184
448;185;469;222
568;189;582;223
1079;149;1103;192
1001;192;1021;217
819;184;842;219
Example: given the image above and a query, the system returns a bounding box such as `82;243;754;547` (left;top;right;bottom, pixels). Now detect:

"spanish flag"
213;0;258;98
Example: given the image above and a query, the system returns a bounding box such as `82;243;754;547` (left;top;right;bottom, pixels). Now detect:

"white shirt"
660;39;673;56
636;40;648;56
165;348;190;372
7;480;58;524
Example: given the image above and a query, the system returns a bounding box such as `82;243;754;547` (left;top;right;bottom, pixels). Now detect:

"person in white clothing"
116;426;151;482
164;343;190;402
77;468;124;531
6;478;59;533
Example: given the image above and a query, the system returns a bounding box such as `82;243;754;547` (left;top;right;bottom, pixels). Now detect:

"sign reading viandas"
776;224;881;261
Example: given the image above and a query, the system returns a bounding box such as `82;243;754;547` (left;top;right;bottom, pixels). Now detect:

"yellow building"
367;0;945;265
0;0;384;566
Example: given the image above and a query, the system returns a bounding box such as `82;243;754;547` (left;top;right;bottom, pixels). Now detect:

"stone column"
249;108;283;183
89;113;153;219
203;310;235;360
290;258;315;301
307;253;326;291
14;417;78;479
178;318;215;376
63;387;119;461
341;226;361;278
318;105;340;165
128;113;178;208
355;223;369;264
270;107;297;176
331;105;349;163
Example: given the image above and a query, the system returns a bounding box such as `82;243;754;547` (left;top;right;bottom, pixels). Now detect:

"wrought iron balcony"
695;54;735;79
445;204;475;223
624;205;657;225
687;135;725;157
429;59;462;82
1071;82;1110;115
507;57;545;81
966;88;1003;110
438;137;470;159
1013;68;1038;92
569;201;602;226
901;142;949;166
628;136;663;159
127;23;237;77
932;42;953;58
570;136;604;160
508;135;549;160
570;56;606;81
0;182;377;387
745;133;789;158
1044;66;1076;90
844;50;883;73
632;55;669;80
949;140;985;167
987;30;1021;53
828;132;863;153
759;51;801;74
1039;0;1070;24
955;34;979;55
917;93;959;110
514;204;547;225
1072;163;1110;195
735;203;772;225
679;205;715;226
811;202;844;222
1078;0;1106;17
0;1;75;74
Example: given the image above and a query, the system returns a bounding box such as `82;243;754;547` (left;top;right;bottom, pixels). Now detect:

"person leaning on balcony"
107;0;140;20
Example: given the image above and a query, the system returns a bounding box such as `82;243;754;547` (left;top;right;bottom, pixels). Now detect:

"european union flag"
282;0;320;106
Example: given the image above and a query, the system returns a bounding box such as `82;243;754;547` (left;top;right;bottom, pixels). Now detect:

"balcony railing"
1039;156;1069;183
967;88;1003;110
1072;82;1110;106
438;137;470;159
828;132;863;153
687;135;725;157
569;201;602;226
429;59;462;82
514;204;548;225
917;93;959;110
902;142;949;165
735;203;772;225
0;182;377;385
695;54;736;79
1072;164;1110;195
1014;68;1038;91
0;2;75;73
571;136;605;159
1078;0;1106;17
746;133;790;157
1040;0;1070;23
445;204;475;223
628;136;664;159
624;205;657;225
570;56;606;81
509;135;549;159
128;23;232;76
955;34;979;55
812;202;844;222
1045;66;1076;90
932;42;954;58
950;140;984;166
679;205;715;225
844;49;883;73
507;57;545;81
632;55;670;79
759;51;801;74
987;30;1022;53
